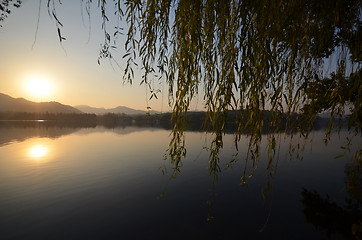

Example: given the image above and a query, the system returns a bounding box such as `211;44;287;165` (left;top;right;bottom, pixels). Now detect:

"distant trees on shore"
0;111;338;132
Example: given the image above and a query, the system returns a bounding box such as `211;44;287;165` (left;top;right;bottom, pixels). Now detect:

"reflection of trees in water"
302;161;362;239
0;124;80;146
162;130;360;232
345;161;362;203
0;118;99;146
302;189;362;239
0;122;163;146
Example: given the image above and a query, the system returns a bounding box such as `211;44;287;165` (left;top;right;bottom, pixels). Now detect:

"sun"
25;76;53;100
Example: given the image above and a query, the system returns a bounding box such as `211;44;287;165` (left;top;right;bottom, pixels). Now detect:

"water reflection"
301;189;362;239
301;160;362;239
345;161;362;203
28;144;49;159
0;125;360;239
0;123;162;147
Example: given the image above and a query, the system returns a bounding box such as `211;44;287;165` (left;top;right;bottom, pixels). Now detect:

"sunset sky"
0;1;175;112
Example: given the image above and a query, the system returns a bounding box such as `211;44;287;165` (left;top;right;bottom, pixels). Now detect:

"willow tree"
118;0;361;180
1;0;361;180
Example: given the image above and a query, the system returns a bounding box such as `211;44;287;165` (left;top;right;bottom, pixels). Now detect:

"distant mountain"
74;105;158;115
0;93;82;114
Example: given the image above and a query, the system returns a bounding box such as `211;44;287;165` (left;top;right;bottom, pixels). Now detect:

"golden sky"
0;1;174;112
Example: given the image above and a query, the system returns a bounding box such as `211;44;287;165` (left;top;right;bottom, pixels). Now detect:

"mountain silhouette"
0;93;82;113
74;105;158;115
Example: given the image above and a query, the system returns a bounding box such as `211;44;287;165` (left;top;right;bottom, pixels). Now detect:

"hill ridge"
0;93;82;114
74;105;159;115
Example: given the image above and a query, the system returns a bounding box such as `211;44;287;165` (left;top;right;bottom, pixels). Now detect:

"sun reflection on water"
28;144;49;160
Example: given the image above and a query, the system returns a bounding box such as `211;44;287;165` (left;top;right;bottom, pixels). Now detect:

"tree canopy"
1;0;361;180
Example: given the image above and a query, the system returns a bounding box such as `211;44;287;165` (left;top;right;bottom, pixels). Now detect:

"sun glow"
25;75;53;99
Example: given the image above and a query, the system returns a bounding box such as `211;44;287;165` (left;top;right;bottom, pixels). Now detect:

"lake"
0;125;361;239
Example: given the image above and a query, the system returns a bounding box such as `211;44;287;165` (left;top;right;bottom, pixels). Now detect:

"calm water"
0;126;361;239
